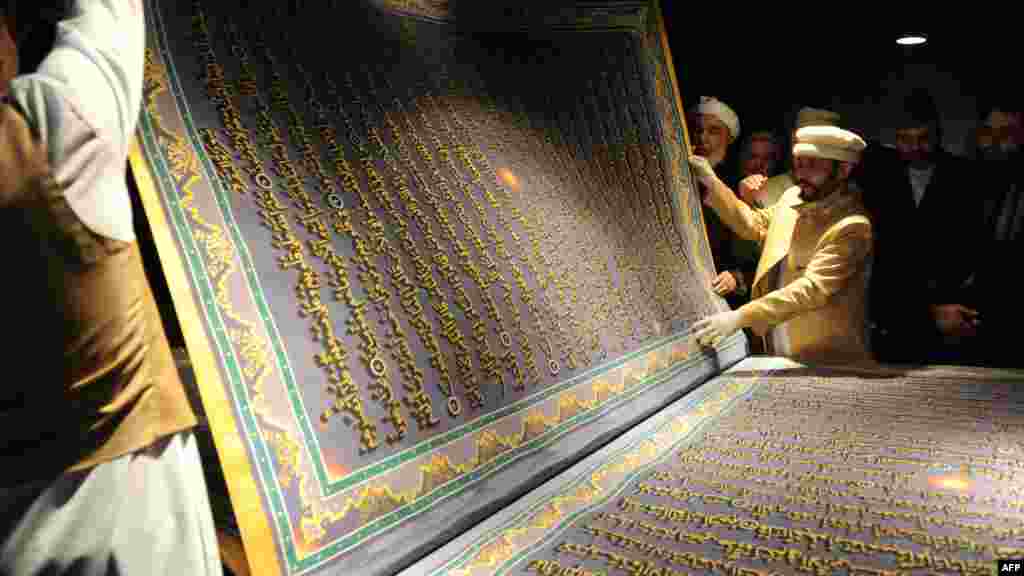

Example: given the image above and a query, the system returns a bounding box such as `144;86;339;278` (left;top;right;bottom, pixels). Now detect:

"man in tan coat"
690;126;874;365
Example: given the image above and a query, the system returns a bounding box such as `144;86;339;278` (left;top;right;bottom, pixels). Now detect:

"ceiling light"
896;34;927;46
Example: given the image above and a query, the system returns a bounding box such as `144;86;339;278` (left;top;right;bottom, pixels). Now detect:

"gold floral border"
439;377;756;576
130;140;283;576
132;44;283;575
646;1;721;305
292;335;716;555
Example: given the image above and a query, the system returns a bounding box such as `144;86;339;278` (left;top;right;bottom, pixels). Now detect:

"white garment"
907;165;934;207
8;0;145;242
0;432;221;576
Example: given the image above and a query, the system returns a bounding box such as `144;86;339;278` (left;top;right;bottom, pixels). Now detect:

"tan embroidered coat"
707;181;875;365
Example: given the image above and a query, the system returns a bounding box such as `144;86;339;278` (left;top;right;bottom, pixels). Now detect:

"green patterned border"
430;375;760;576
292;335;743;574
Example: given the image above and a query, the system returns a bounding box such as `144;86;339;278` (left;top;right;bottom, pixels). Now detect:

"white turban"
693;96;740;141
792;126;866;163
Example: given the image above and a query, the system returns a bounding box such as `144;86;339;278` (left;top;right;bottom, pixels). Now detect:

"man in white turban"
692;95;740;167
688;96;755;306
688;126;875;365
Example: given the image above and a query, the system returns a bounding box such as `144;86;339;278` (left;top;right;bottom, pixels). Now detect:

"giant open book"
130;2;1024;574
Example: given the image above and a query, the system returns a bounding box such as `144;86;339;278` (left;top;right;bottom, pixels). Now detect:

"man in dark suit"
958;102;1024;368
860;93;980;365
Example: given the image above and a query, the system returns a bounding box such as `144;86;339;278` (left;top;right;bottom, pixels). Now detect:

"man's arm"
8;0;145;241
736;216;872;336
690;158;774;245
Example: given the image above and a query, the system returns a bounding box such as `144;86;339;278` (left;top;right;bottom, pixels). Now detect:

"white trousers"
0;431;222;576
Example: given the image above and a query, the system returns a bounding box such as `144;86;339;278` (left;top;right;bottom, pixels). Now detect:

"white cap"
792;126;866;163
693;96;740;141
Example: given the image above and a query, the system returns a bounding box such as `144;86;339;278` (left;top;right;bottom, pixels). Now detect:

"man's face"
793;155;844;202
0;17;17;96
978;109;1022;160
895;125;933;167
694;114;731;167
742;137;778;177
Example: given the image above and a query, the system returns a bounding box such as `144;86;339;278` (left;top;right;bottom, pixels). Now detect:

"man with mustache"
860;92;977;365
1;2;221;574
689;126;874;365
739;130;782;181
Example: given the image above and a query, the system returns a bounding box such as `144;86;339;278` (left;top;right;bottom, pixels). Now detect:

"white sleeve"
8;0;146;242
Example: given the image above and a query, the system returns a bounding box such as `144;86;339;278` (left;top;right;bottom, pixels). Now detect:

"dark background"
659;10;1018;157
15;5;1016;156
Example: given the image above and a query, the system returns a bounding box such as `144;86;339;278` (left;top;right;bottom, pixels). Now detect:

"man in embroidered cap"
743;107;843;209
688;126;874;365
688;96;756;307
1;2;221;574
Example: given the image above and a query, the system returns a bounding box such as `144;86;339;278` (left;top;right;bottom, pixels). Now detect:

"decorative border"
129;1;737;575
129;136;286;574
642;1;725;312
430;375;760;576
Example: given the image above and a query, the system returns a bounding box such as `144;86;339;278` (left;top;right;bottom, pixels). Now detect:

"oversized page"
129;1;746;574
414;358;1024;576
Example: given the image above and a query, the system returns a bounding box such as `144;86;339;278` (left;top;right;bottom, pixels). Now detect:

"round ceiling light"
896;34;928;46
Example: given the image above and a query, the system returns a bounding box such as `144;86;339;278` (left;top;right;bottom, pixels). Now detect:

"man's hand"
687;155;716;187
693;310;743;347
712;271;738;295
738;174;768;205
931;304;980;338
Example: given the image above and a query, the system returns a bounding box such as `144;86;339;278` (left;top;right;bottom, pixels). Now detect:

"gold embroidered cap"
793;125;866;163
795;106;841;129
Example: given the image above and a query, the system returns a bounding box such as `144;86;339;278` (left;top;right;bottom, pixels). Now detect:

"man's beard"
709;149;726;168
796;161;843;202
797;177;840;202
797;182;822;202
696;146;726;168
